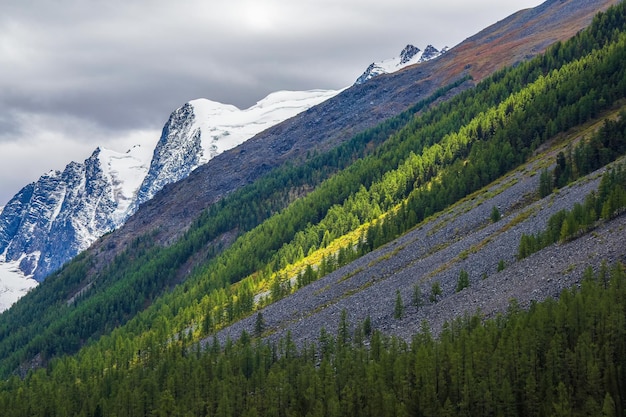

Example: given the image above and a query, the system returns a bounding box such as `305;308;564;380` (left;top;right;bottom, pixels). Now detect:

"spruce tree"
490;205;501;222
456;269;470;292
254;312;265;337
430;281;442;303
394;290;404;319
412;283;423;309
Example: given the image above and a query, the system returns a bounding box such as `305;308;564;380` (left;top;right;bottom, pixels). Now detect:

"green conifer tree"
394;290;404;319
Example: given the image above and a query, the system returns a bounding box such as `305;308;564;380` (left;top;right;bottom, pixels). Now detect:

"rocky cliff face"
130;103;203;213
0;148;136;281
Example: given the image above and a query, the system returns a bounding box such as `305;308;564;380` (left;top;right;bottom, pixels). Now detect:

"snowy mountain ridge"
355;44;448;85
131;89;341;211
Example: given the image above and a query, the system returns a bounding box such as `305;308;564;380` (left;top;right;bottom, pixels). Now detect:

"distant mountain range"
0;45;444;311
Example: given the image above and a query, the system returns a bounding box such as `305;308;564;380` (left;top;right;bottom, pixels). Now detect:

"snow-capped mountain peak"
420;44;448;62
399;44;421;65
0;144;155;287
130;89;340;212
355;44;448;85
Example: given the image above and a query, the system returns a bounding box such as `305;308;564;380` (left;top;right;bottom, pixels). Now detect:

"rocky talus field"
214;124;626;347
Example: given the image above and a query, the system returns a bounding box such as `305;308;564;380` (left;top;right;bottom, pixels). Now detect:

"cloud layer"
0;0;541;205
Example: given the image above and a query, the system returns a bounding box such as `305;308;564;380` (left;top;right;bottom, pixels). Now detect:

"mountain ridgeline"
1;1;626;416
0;38;453;304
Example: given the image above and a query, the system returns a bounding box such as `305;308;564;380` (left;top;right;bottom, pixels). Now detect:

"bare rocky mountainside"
92;0;618;269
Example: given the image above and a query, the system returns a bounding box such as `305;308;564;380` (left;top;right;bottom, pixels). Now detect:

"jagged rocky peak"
420;44;443;62
399;44;421;64
130;89;340;217
0;144;153;285
355;43;447;85
129;102;203;214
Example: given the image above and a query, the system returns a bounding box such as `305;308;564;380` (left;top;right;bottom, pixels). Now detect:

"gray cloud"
0;0;542;205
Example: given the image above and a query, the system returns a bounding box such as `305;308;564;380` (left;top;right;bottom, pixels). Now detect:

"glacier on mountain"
0;258;38;312
131;89;340;212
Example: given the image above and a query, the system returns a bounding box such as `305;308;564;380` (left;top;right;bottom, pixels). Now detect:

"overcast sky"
0;0;543;205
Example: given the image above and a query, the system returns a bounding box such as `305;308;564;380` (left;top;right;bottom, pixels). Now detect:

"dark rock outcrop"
0;149;118;281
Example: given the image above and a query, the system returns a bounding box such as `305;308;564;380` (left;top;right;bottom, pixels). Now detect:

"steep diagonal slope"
0;0;623;378
101;0;619;261
218;145;626;347
448;0;615;81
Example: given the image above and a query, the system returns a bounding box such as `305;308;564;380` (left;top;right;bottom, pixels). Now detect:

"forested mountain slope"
0;0;623;374
0;0;608;370
0;3;626;416
0;3;626;415
216;112;626;347
92;0;618;263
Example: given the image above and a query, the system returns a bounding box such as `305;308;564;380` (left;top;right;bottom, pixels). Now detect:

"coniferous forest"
2;262;625;417
1;2;626;416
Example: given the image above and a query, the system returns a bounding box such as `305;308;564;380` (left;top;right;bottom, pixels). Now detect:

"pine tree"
539;168;553;197
363;315;372;337
394;290;404;319
254;312;265;337
430;281;442;303
602;392;616;417
456;269;470;292
338;309;350;345
412;283;423;309
490;205;501;222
